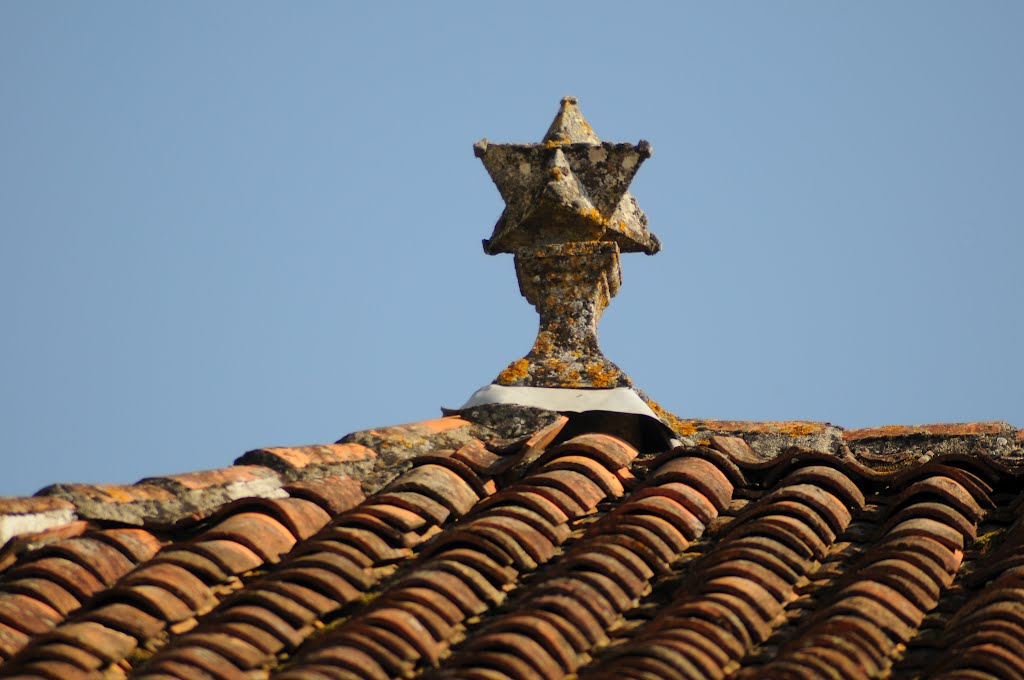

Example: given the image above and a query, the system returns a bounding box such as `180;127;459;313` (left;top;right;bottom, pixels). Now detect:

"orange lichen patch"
684;419;830;437
584;363;620;389
536;356;583;386
643;398;696;436
530;331;556;356
497;359;531;385
778;422;821;437
640;400;832;440
673;420;698;436
844;422;1011;441
578;206;606;225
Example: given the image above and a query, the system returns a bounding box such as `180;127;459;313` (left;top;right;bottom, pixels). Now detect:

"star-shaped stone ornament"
474;97;661;256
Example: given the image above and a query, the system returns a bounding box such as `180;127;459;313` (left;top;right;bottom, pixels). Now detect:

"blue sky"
2;3;1021;496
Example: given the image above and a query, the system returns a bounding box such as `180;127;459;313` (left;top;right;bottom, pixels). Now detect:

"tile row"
0;527;163;663
926;497;1024;679
581;462;866;680
748;463;990;679
127;423;549;680
430;446;737;680
0;475;362;679
272;432;640;680
0;415;487;553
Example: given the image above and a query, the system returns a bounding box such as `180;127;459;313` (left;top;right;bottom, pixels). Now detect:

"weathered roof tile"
2;414;1024;679
236;442;376;472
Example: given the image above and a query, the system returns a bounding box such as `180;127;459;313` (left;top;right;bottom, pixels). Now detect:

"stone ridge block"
36;467;288;528
141;465;280;491
844;422;1013;440
0;418;495;548
843;421;1021;466
339;416;498;493
235;443;378;484
140;465;286;507
670;419;844;459
37;483;175;503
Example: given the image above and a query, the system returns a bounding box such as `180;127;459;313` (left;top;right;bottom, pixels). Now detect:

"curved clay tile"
744;467;990;679
576;456;863;680
270;434;638;680
125;436;513;679
1;415;1022;679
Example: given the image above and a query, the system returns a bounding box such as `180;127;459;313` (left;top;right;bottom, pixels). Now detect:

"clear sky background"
2;3;1021;496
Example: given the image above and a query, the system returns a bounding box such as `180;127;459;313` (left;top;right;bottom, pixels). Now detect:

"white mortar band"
462;384;659;419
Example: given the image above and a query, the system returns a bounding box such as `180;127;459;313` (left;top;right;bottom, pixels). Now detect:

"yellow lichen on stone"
497;359;530;385
585;363;620;388
644;397;696;435
777;422;820;437
579;206;606;224
531;331;556;355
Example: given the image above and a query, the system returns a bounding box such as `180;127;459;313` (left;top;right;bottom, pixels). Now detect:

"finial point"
544;96;600;145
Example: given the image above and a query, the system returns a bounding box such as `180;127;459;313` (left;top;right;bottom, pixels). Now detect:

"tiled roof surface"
1;412;1023;679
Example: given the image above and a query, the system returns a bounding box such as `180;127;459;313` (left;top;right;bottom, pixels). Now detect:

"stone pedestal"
496;241;631;389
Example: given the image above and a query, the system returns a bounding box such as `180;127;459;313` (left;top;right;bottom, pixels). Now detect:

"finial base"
494;242;632;389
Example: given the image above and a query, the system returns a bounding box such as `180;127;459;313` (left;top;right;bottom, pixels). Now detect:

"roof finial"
472;97;661;391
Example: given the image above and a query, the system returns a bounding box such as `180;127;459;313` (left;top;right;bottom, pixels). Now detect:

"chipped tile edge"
0;505;78;549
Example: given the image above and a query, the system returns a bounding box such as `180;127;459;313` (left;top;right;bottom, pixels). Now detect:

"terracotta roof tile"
258;433;638;679
281;475;366;515
200;512;297;563
86;602;165;640
2;413;1024;678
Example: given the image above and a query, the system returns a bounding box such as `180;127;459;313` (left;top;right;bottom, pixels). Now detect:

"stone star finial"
474;96;661;256
473;98;662;391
